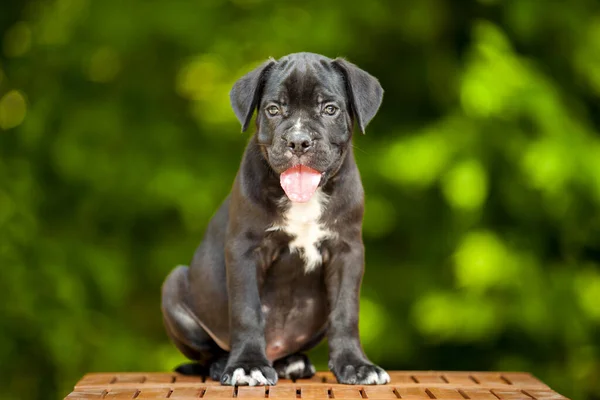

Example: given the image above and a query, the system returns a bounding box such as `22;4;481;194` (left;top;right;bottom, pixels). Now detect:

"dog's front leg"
220;238;277;386
326;243;390;385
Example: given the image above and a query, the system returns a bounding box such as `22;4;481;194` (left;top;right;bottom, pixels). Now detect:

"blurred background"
1;0;599;399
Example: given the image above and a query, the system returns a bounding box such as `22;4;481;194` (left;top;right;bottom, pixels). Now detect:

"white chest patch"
268;190;334;272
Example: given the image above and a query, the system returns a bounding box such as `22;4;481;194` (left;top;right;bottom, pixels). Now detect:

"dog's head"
230;52;383;202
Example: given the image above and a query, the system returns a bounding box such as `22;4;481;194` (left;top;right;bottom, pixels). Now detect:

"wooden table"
65;371;569;399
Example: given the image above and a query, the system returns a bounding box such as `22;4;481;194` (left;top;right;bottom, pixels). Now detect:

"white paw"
231;368;269;386
364;371;380;385
281;360;306;379
375;370;390;385
356;369;390;385
359;368;389;385
274;355;316;379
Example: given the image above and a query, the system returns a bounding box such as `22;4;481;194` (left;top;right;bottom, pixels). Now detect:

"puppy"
161;52;388;386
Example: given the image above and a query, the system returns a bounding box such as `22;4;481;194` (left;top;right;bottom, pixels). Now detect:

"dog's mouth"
280;165;322;203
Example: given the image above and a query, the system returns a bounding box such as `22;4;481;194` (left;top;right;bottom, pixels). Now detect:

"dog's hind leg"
273;354;316;380
208;354;229;381
162;265;224;373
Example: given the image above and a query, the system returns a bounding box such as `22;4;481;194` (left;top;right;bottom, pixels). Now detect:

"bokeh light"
0;90;27;129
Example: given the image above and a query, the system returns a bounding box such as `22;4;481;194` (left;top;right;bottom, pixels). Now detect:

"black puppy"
161;52;387;386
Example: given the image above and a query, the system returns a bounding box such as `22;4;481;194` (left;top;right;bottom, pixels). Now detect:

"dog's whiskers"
351;144;368;154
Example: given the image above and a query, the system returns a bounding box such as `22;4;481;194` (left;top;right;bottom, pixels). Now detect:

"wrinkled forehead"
263;59;347;105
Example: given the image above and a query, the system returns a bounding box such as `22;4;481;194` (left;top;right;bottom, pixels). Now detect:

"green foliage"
1;0;599;399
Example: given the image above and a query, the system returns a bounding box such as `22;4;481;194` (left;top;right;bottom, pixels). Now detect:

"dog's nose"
287;132;313;154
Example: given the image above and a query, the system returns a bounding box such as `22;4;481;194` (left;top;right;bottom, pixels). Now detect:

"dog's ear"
230;58;276;132
332;58;383;134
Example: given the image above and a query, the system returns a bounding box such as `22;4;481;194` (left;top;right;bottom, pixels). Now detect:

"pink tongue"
280;165;322;203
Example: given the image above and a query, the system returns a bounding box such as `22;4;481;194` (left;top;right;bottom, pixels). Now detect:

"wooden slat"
461;389;498;399
442;374;478;386
492;389;534;399
388;372;418;384
473;374;510;386
524;390;568;400
330;386;363;399
395;387;431;399
203;386;236;398
267;385;297;399
104;389;140;398
503;374;549;388
174;375;206;384
66;390;106;399
237;386;267;398
135;388;172;399
300;386;330;399
64;371;569;399
427;388;465;399
276;380;295;385
303;372;336;384
169;387;204;399
363;385;398;399
113;374;146;384
75;374;117;388
142;374;176;384
413;374;446;384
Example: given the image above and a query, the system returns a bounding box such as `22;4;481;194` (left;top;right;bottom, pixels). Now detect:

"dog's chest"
268;190;334;272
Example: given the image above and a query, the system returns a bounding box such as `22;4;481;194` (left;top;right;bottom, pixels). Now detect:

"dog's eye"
323;105;338;116
266;105;280;116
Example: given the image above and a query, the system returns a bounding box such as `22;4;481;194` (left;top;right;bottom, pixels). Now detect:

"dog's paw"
209;356;228;381
220;362;278;386
330;357;389;385
274;354;316;380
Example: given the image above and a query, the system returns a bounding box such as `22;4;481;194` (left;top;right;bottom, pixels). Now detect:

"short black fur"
161;52;387;386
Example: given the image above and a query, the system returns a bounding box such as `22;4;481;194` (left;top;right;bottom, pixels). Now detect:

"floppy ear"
230;58;276;132
332;58;383;134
